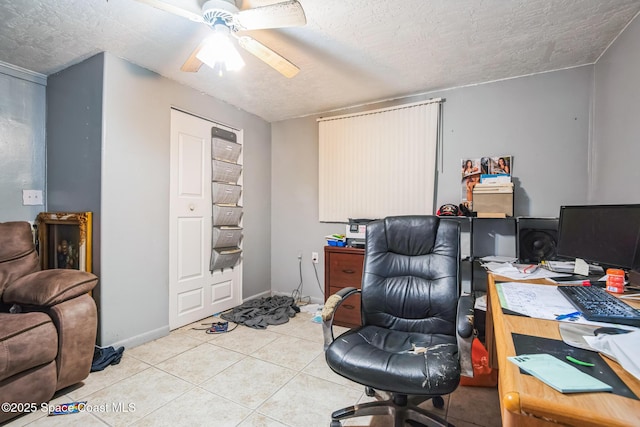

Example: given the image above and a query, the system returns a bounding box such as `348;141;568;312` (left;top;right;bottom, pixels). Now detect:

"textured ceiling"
1;0;639;122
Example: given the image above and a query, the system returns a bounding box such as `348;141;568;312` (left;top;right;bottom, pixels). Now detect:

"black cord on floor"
205;322;239;334
192;321;239;334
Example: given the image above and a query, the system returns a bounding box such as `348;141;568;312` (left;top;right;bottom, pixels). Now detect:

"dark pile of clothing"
91;346;124;372
221;295;299;329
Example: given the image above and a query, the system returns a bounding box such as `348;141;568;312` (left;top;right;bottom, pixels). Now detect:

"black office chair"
322;216;475;427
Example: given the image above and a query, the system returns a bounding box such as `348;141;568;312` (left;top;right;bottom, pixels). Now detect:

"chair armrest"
456;293;476;378
456;294;475;338
322;287;360;350
3;269;98;307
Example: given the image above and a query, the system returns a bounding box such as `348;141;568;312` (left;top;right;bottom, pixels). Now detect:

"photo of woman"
489;156;512;175
460;158;481;208
461;159;480;177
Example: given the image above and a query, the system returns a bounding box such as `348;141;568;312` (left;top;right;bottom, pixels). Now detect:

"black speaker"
517;218;559;263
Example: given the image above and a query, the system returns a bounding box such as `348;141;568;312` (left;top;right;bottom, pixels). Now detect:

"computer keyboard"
557;285;640;328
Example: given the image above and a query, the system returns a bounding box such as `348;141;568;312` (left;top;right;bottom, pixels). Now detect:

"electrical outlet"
311;252;319;264
297;252;302;260
22;190;43;206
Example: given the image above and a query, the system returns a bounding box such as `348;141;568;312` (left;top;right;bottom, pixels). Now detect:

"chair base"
330;391;453;427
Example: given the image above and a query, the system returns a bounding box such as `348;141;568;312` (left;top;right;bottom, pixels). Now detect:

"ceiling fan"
135;0;306;77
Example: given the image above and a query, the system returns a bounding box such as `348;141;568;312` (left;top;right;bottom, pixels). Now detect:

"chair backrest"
0;222;40;299
361;215;460;335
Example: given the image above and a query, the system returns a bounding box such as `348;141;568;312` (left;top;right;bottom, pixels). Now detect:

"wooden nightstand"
324;246;364;328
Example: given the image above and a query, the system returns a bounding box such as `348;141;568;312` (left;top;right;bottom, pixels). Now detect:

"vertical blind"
318;99;442;222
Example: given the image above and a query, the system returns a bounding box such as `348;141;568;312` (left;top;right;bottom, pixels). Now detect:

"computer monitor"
556;204;640;271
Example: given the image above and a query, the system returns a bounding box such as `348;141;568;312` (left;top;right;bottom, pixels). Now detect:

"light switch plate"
22;190;43;205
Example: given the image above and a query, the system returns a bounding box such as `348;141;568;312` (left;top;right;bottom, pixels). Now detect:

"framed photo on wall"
35;212;93;272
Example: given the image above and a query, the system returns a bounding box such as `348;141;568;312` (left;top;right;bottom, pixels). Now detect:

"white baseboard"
103;325;169;350
243;290;272;302
103;291;324;351
270;290;324;305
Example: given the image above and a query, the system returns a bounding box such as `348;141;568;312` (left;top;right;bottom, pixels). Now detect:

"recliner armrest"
322;287;360;350
3;269;98;307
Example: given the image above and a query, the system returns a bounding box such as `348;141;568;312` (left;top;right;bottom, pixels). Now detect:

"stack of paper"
542;260;605;275
480;173;511;184
481;262;568;281
473;182;514;193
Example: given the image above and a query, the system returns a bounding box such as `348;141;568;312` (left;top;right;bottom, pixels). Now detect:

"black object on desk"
554;274;606;286
512;333;637;400
557;285;640;328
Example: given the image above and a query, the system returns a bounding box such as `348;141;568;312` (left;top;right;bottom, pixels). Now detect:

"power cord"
312;262;324;297
292;255;310;305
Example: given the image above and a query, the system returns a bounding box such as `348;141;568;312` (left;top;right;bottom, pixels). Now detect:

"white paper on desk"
485;264;571;281
495;282;579;320
545;260;605;275
507;269;571;281
482;262;519;274
574;258;590;276
474;294;487;311
584;330;640;381
481;256;518;263
544;260;577;273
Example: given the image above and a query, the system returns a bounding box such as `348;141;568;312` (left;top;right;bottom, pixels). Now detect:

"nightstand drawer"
329;286;361;328
324;246;365;327
328;252;364;287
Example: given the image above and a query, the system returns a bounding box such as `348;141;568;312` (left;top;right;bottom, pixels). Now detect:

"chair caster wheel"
365;386;375;397
330;420;342;427
432;395;444;409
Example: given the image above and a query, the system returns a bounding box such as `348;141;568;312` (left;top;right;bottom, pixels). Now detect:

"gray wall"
46;54;104;293
47;53;271;347
271;66;594;302
592;14;640;203
0;63;46;223
271;117;338;302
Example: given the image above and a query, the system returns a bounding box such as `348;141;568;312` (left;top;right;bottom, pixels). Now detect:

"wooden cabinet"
324;246;364;328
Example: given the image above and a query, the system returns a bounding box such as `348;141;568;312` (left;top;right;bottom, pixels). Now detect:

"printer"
346;218;374;248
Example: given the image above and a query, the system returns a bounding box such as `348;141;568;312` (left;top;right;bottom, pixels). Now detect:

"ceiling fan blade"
134;0;204;23
180;41;206;72
235;0;306;30
237;36;299;78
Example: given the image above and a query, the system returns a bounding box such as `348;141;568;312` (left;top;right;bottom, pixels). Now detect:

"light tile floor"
4;312;501;427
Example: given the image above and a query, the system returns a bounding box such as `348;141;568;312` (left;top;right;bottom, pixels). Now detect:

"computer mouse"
593;327;632;335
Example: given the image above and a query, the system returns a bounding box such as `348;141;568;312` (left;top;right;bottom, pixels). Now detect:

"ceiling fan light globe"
196;31;245;73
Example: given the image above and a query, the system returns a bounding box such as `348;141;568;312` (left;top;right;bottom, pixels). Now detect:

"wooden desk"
486;274;640;427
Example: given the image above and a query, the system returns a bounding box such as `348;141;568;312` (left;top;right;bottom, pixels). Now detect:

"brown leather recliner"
0;221;98;423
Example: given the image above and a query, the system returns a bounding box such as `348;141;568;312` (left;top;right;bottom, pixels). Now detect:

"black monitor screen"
556;204;640;270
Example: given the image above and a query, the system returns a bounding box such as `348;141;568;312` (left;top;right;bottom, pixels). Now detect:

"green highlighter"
566;355;595;367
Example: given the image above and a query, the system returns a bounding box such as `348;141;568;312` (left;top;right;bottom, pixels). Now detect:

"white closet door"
169;109;242;329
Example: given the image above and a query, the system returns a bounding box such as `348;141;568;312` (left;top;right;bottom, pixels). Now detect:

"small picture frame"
35;212;93;272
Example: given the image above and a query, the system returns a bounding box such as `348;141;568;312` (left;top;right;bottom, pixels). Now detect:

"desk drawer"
330;286;361;328
328;252;364;287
